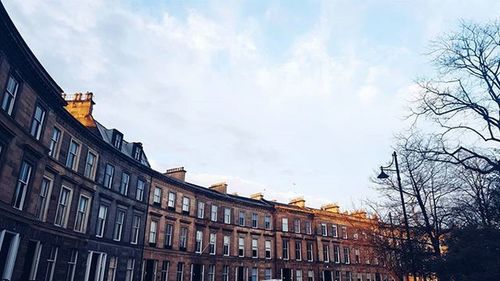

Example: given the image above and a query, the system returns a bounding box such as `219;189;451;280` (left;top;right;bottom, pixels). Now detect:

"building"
0;2;395;281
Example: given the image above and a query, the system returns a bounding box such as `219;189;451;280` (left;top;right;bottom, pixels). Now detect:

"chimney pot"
165;167;186;181
209;182;228;194
289;197;306;208
321;203;340;213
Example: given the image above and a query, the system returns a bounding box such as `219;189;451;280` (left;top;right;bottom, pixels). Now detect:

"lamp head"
377;167;389;179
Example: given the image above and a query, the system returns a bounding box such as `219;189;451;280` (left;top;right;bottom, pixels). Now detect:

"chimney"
209;182;227;194
351;210;367;219
250;192;264;200
321;203;340;213
289;197;306;208
64;92;96;127
165;167;186;181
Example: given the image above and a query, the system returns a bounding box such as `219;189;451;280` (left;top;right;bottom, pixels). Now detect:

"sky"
4;0;500;211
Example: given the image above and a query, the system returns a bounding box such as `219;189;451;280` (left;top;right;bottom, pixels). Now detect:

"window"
48;127;61;158
26;240;42;281
133;144;142;161
209;233;216;255
323;244;330;262
131;215;141;244
251;267;258;281
45;246;58;281
341;226;348;239
295;241;302;261
182;197;190;214
66;139;80;171
307;271;314;281
74;195;90;232
13;160;32;210
54;186;72;227
294;219;301;233
296;270;303;281
252;238;258;258
238;237;245;257
165;224;173;248
343;247;350;264
179;227;188;250
353;232;359;240
149;220;158;246
224;208;231;224
136;179;145;201
307;242;314;262
125;259;135;281
355;249;360;264
211;205;218;221
0;231;20;280
332;225;338;238
208;265;215;281
264;215;272;229
265;240;271;259
345;272;352;281
96;205;108;237
84;151;98;179
197;201;205;218
333;245;340;263
334;271;341;281
321;223;327;236
168;192;176;210
282;218;289;232
30;104;46;140
176;262;184;281
113;209;125;241
151;187;161;205
305;221;312;235
36;176;53;221
119;172;130;195
103;164;115;189
223;266;230;281
223;235;230;256
160;261;169;281
107;257;118;281
239;211;245;226
112;131;123;150
282;240;289;260
265;269;272;281
252;213;258;228
1;75;19;115
65;249;78;281
195;230;203;253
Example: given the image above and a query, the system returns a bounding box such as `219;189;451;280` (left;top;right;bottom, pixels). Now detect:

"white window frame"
1;75;19;115
136;179;145;201
252;238;258;258
195;230;203;253
36;175;53;221
96;204;108;238
13;160;32;210
265;240;272;259
149;220;158;244
223;235;230;256
48;127;62;158
30;104;46;140
66;138;81;171
74;194;91;233
84;150;98;180
211;205;218;222
120;172;130;195
131;215;141;244
103;164;115;189
182;197;190;213
282;218;289;232
54;186;73;228
238;237;245;257
65;249;78;281
224;208;231;224
113;209;126;241
197;201;205;218
167;192;176;209
209;233;217;255
45;246;58;281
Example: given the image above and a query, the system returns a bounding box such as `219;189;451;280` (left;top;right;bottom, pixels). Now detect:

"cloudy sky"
4;0;499;210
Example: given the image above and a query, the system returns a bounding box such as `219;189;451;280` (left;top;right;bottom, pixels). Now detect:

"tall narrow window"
305;221;312;235
238;237;245;257
13;161;32;210
113;209;125;241
167;192;176;210
296;270;303;281
136;179;145;201
208;265;215;281
341;226;348;239
149;220;158;246
333;245;340;263
165;224;173;248
84;151;98;179
74;195;90;232
24;240;42;281
252;238;258;258
282;218;289;232
294;219;301;233
307;271;314;281
252;213;258;228
295;241;302;261
197;201;205;218
239;211;246;226
343;247;350;264
307;242;314;262
103;164;114;189
1;75;19;115
264;215;272;229
282;240;289;260
332;225;338;238
0;231;20;281
211;205;218;222
161;261;169;281
323;244;330;262
54;186;72;227
125;259;135;281
131;215;141;244
321;223;327;236
96;205;108;237
209;233;216;255
107;257;118;281
176;262;184;281
48;127;61;158
265;240;272;259
119;172;130;195
64;249;78;281
45;246;58;281
223;235;230;256
30;105;46;140
224;208;231;224
222;266;230;281
265;269;272;281
251;268;258;281
182;197;190;214
355;249;360;264
179;227;188;250
66;140;80;171
195;230;203;253
36;176;53;221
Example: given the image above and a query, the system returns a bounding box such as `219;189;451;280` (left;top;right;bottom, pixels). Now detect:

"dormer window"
133;143;142;161
111;130;123;150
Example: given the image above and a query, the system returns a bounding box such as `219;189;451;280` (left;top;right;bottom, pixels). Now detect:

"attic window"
133;144;142;161
112;130;123;150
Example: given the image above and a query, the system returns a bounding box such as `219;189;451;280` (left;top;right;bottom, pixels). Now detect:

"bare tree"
412;21;500;174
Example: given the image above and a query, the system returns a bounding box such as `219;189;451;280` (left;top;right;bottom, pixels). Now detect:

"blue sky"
4;0;499;210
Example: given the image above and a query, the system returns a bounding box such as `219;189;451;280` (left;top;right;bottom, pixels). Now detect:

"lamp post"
377;151;416;281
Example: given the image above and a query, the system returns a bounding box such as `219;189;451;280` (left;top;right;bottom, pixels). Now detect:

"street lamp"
378;151;416;280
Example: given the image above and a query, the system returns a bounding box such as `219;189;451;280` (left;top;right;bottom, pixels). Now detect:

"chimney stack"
64;92;96;127
165;167;186;181
289;197;306;208
209;182;227;194
250;192;264;200
321;203;340;213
